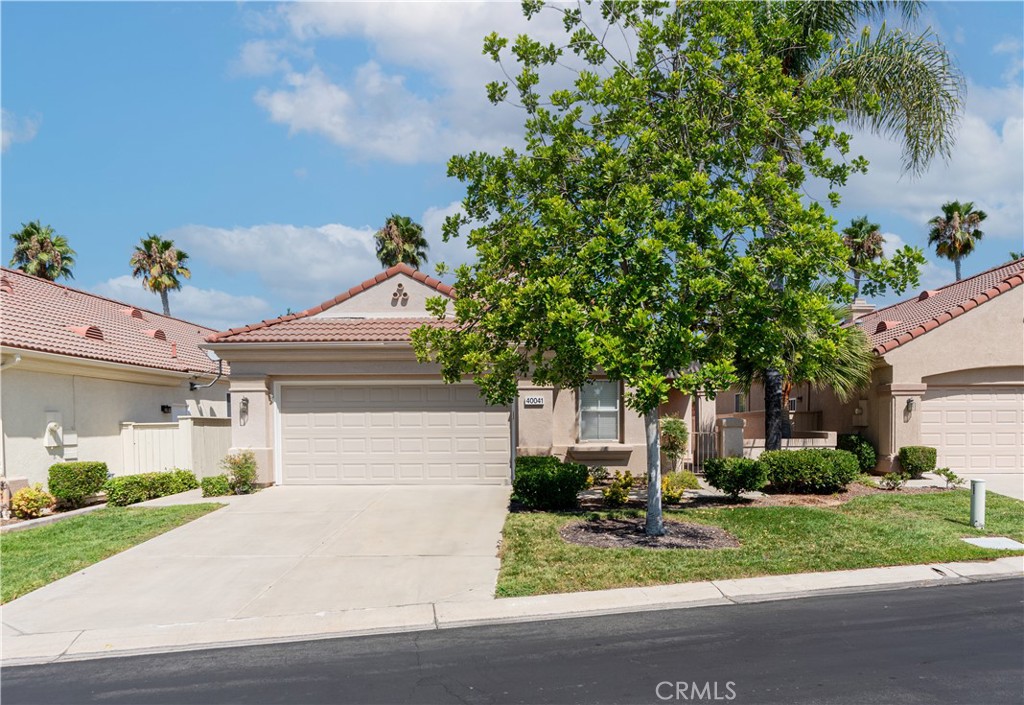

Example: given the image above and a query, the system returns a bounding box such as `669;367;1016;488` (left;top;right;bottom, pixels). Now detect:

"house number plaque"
523;396;545;407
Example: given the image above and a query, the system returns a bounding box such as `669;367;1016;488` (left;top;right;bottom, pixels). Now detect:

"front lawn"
497;490;1024;597
1;504;222;603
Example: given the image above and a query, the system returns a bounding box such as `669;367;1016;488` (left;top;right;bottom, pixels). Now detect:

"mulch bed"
560;517;741;550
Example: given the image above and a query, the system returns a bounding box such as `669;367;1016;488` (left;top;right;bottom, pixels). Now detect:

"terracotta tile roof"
207;318;454;343
208;263;454;343
1;267;222;375
852;258;1024;355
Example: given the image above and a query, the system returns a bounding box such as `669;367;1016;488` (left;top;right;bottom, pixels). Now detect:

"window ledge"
568;444;633;459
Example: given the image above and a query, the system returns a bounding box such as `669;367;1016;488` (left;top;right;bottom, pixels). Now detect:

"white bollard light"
970;479;986;529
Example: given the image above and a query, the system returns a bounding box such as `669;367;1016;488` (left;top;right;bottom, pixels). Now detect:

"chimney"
848;298;875;322
170;342;178;358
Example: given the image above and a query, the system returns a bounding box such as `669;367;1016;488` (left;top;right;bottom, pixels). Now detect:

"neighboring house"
0;268;230;489
206;264;715;486
717;259;1024;480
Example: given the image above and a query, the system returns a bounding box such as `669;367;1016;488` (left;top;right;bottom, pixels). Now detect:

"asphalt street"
3;579;1022;705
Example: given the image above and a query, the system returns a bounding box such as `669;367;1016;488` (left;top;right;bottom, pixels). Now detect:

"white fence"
120;417;231;478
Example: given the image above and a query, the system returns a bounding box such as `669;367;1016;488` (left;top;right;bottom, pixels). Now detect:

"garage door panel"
280;384;510;484
921;386;1023;477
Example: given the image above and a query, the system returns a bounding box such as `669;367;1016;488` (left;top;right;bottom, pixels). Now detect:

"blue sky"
2;1;1022;330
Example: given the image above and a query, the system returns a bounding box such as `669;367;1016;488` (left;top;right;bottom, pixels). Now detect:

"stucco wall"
1;362;227;487
312;274;445;319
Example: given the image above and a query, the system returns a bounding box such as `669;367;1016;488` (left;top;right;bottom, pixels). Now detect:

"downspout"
189;359;224;392
510;394;519;485
0;354;23;518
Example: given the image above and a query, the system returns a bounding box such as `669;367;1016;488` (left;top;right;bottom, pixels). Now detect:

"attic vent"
391;282;410;307
143;329;167;341
875;320;901;334
122;306;145;319
918;290;938;301
69;325;104;341
0;276;12;294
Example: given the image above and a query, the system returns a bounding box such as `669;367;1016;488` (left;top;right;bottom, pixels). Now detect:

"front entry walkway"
2;485;510;636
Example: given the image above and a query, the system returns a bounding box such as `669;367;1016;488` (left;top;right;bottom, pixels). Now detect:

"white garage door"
920;387;1023;475
279;384;511;484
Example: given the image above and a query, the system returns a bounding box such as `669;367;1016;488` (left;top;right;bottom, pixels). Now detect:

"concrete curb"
0;502;108;534
3;555;1020;667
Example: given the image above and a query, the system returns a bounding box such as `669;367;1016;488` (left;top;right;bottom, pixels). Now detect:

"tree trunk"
764;368;784;451
644;408;664;537
160;289;170;316
853;272;861;299
954;258;962;281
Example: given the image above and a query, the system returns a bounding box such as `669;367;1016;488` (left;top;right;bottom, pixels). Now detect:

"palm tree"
928;201;987;281
842;216;885;299
129;235;191;316
8;220;76;281
374;214;429;269
755;1;963;450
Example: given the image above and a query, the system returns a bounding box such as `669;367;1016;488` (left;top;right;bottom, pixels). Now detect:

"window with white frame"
734;393;747;413
579;381;620;442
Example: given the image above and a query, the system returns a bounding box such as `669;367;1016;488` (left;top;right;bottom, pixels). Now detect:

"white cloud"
992;37;1023;82
231;39;292;77
1;109;39;152
91;275;273;332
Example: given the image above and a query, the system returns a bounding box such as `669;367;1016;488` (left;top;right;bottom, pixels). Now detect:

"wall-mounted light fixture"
160;405;172;414
240;397;249;415
905;398;916;414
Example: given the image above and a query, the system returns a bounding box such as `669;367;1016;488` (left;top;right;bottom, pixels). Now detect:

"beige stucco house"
0;268;229;488
206;264;713;486
717;259;1024;482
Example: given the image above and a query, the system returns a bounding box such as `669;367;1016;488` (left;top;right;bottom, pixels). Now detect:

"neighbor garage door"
279;384;511;484
920;386;1024;475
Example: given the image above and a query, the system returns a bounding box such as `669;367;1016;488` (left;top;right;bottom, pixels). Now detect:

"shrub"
513;456;590;510
201;474;231;497
222;451;259;495
660;415;690;472
103;469;201;506
837;434;877;473
588;466;610;485
47;461;109;508
934;467;965;489
759;449;859;493
898;446;937;479
703;457;767;498
11;484;56;519
661;470;700;503
602;470;634;508
880;471;909;491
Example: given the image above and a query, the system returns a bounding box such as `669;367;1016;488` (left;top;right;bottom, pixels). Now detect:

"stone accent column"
716;417;746;458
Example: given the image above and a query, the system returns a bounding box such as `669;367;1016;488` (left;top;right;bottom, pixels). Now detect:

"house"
205;264;715;486
717;259;1024;482
0;267;230;489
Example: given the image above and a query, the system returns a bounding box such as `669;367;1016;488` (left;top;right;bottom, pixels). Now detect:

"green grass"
1;504;222;603
497;490;1024;597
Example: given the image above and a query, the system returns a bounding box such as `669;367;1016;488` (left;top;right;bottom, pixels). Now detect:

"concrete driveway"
2;485;510;636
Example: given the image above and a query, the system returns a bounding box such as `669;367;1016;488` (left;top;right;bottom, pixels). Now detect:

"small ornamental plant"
11;484;56;519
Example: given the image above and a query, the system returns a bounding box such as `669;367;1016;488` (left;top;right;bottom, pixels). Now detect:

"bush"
880;471;909;491
201;474;231;497
661;470;700;503
602;471;634;508
513;455;590;510
898;446;937;479
760;449;859;493
837;434;877;473
47;461;109;508
103;469;200;506
222;450;259;495
703;457;767;498
588;466;610;485
11;484;56;519
934;467;965;489
660;415;690;472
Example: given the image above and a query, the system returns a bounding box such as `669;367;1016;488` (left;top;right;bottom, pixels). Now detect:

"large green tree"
928;200;987;281
374;214;429;269
8;220;76;281
129;235;191;316
413;1;877;536
842;216;884;299
753;0;961;450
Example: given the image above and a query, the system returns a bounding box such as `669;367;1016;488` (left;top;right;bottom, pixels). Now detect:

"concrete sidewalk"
4;555;1020;667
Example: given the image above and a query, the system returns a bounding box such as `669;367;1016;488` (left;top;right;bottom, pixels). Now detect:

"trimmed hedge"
201;475;231;497
703;457;767;498
48;461;109;508
837;434;877;473
513;456;589;510
760;449;859;493
898;446;937;479
103;469;199;507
